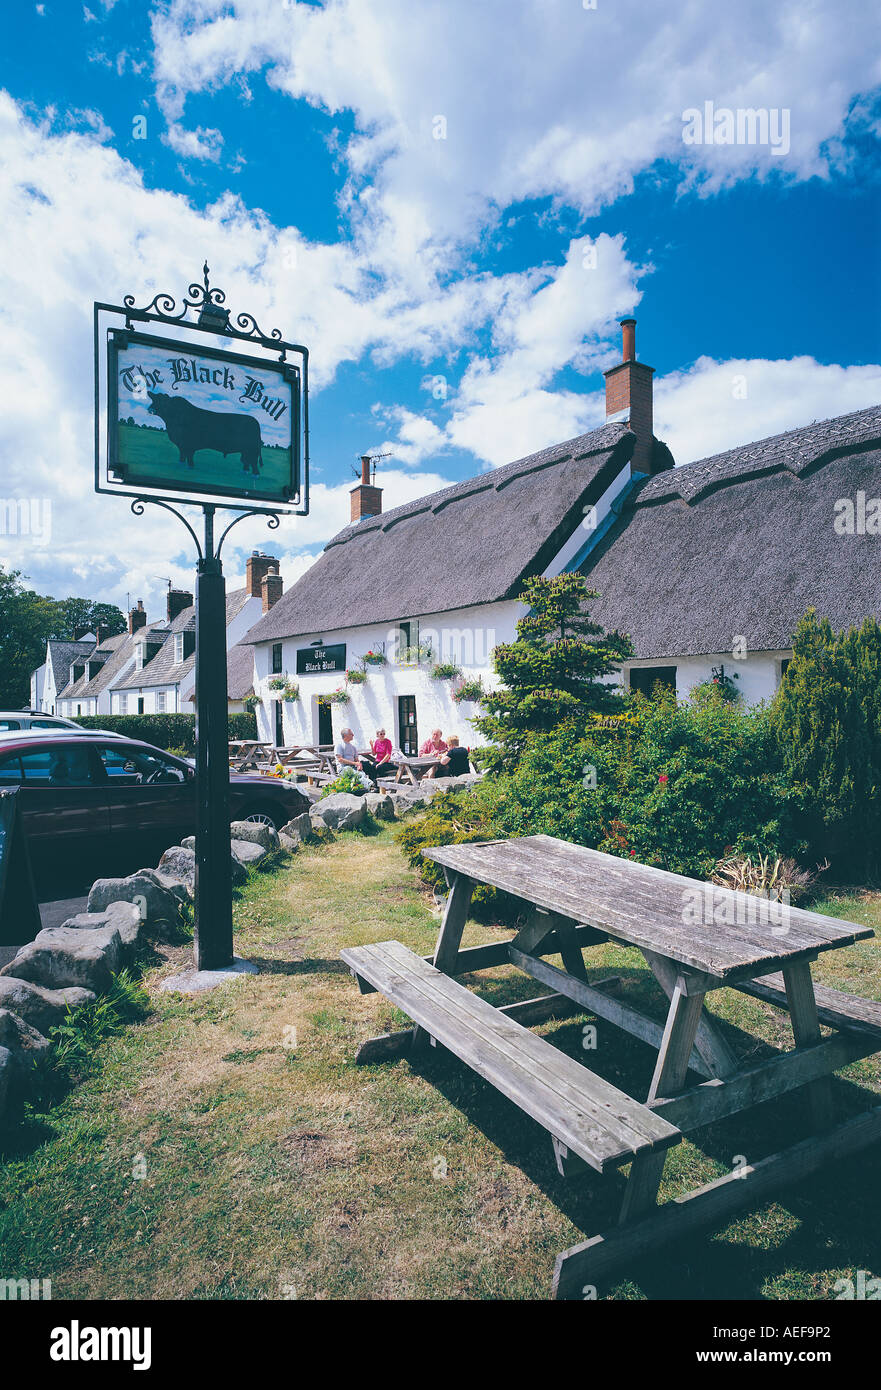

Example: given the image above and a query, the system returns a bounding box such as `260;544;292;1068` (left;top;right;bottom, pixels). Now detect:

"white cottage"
245;319;881;752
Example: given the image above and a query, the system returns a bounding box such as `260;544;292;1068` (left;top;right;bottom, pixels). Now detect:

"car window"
30;718;63;728
95;745;187;785
0;719;21;731
20;746;99;786
0;754;23;785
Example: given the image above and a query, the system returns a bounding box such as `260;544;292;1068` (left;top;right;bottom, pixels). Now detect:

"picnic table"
391;755;441;784
228;739;271;771
341;834;881;1298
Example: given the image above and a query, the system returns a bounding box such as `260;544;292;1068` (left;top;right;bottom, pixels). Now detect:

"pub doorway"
398;695;418;756
317;699;333;749
274;699;284;746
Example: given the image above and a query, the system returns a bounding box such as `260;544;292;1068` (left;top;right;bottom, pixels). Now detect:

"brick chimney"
604;317;659;476
167;588;194;623
350;455;383;523
128;599;147;635
261;572;284;613
246;551;279;597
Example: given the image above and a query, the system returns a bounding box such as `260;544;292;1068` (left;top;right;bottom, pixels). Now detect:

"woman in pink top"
372;729;393;765
420;729;448;757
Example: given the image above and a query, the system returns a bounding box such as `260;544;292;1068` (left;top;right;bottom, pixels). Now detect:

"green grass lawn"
116;422;292;497
1;825;879;1300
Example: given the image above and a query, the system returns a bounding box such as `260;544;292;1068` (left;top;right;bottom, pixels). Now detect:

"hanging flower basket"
242;694;259;712
345;668;367;685
362;650;387;666
319;689;350;706
283;682;300;701
431;661;463;681
452;679;485;704
267;676;286;691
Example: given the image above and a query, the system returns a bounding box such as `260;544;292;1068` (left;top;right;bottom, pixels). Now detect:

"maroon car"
0;732;310;881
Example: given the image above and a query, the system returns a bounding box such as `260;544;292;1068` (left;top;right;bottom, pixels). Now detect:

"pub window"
628;665;677;698
272;643;283;674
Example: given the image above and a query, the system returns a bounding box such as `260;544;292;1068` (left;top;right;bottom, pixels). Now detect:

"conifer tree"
773;609;881;875
473;573;633;771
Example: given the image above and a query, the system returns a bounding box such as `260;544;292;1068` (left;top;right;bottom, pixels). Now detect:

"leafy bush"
772;610;881;878
320;769;367;798
486;696;804;879
76;712;257;753
395;784;514;914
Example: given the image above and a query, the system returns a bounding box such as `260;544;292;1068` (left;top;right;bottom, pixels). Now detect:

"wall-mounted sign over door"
107;330;300;505
296;644;346;675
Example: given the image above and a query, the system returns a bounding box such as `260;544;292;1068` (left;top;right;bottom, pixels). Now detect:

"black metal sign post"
95;266;308;972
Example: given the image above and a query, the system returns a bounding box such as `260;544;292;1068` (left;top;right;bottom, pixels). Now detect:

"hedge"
76;712;257;753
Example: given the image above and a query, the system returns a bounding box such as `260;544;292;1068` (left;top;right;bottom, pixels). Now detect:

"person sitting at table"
422;735;471;779
419;728;448;757
371;729;393;772
336;728;376;787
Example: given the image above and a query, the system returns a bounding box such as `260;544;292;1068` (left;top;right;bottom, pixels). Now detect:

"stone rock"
364;793;395;821
279;812;312;844
1;925;123;993
229;820;281;853
310;793;366;832
87;873;182;924
0;1045;11;1124
133;867;190;909
157;846;197;897
0;1008;50;1072
60;900;143;950
230;839;268;868
278;833;298;854
178;839;247;885
0;976;95;1034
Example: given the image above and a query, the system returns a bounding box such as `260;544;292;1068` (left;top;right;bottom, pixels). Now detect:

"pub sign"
296;644;346;675
107;330;300;505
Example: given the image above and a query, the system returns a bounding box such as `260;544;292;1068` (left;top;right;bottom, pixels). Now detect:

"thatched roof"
246;423;638;642
582;404;881;657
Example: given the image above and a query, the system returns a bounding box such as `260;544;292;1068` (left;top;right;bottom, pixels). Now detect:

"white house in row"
244;318;881;754
48;553;283;718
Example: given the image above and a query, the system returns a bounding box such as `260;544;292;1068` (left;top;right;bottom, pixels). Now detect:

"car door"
94;742;195;849
0;742;111;855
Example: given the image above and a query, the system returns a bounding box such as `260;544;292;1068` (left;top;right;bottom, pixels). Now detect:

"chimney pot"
350;455;383;523
128;599;147;635
603;316;667;476
246;551;277;597
261;572;284;613
620;316;636;361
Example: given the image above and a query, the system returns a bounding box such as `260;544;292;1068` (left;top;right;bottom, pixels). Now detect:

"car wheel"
242;807;280;831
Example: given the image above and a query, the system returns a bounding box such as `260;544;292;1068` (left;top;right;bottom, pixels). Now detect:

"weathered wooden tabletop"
423;834;872;981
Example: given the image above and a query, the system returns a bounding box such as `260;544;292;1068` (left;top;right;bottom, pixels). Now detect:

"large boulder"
364;793;395;822
157;846;196;897
87;872;182;924
1;924;123;993
230;839;268;869
229;820;280;853
279;812;312;845
311;793;366;832
60;900;143;950
0;976;95;1034
0;1008;50;1074
177;839;248;885
0;1046;11;1124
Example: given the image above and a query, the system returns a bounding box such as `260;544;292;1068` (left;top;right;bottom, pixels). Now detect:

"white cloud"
656;356;881;466
162;122;225;162
150;0;881;267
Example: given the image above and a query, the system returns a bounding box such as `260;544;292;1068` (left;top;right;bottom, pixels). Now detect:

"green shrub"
320;769;367;798
487;697;803;879
76;712;257;753
772;610;881;877
395;784;512;912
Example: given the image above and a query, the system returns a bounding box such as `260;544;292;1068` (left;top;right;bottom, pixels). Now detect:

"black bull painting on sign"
147;391;264;476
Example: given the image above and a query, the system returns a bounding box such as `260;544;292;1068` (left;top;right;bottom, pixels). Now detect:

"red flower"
629;850;636;857
658;774;668;784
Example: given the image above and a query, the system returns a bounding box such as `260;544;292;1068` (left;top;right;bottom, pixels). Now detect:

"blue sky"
0;0;879;613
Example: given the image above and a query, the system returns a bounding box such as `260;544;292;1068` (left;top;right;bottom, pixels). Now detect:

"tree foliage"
472;573;633;771
772;609;881;877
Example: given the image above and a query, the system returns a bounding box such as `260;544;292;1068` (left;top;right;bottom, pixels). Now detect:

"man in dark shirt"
428;735;471;779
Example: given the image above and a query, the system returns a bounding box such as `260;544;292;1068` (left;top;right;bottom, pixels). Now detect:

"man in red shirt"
419;729;448;757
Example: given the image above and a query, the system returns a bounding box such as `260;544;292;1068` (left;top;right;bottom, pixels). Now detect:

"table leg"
432;872;475;975
619;979;705;1223
782;960;835;1130
642;949;739;1081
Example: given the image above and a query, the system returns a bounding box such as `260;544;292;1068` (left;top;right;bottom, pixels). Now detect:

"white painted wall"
623;651;791;706
253;599;521;751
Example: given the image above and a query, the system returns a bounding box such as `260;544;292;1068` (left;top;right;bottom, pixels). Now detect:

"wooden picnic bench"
342;833;881;1298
